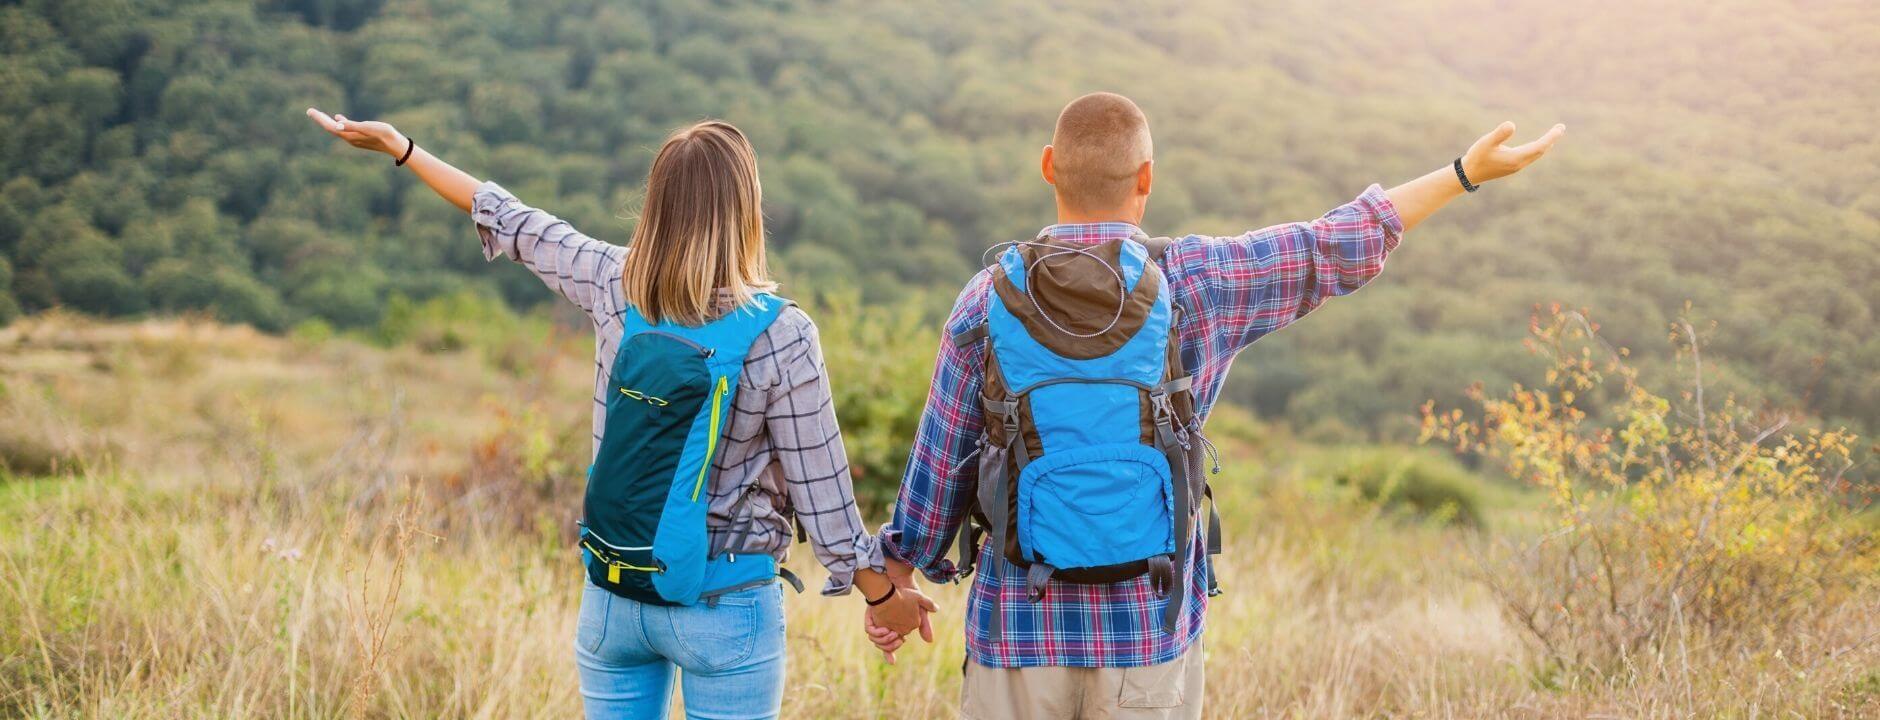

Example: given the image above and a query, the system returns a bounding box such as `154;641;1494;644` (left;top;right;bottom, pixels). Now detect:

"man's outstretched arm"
1389;121;1565;232
1169;120;1565;353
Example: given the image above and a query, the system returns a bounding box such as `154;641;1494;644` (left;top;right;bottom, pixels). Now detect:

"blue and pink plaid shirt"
880;185;1404;668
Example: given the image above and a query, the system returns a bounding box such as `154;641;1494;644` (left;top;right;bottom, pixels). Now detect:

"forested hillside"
1;0;1875;436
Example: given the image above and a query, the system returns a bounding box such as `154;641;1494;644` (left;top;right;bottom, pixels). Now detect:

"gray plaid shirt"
472;182;883;595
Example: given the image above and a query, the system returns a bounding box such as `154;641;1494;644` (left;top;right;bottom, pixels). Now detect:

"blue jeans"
575;578;787;720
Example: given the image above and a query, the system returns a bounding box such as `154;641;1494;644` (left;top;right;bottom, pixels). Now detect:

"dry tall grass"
1;314;1874;718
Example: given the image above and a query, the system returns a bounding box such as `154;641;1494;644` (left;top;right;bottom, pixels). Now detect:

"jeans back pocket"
577;580;613;655
668;587;766;672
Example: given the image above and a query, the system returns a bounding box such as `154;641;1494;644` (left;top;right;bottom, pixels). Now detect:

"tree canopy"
1;0;1875;436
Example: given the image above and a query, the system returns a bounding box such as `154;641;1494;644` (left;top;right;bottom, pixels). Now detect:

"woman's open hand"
306;107;406;157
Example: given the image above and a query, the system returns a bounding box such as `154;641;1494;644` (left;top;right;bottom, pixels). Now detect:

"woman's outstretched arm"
306;107;479;213
307;106;623;318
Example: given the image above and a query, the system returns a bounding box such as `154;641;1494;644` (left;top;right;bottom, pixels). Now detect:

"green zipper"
692;375;728;501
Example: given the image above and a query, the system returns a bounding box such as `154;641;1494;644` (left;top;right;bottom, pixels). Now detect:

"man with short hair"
871;92;1563;719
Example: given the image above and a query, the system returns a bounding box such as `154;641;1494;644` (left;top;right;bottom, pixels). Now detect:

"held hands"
862;558;938;664
306;107;406;158
1460;121;1566;185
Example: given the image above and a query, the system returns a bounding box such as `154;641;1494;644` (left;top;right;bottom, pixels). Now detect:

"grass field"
1;314;1874;718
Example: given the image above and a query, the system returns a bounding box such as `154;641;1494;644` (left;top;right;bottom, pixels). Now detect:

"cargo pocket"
1117;650;1190;709
1016;443;1173;570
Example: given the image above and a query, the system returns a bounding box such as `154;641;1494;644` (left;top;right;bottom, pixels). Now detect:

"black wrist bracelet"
395;136;415;167
865;582;898;606
1453;157;1479;193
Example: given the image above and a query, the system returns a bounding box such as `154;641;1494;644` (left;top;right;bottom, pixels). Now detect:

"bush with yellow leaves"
1422;306;1875;673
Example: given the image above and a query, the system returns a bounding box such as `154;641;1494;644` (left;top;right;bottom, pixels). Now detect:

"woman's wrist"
393;133;415;166
385;131;409;159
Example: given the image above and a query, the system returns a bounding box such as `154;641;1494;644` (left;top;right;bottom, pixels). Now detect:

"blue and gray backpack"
579;292;801;606
952;234;1222;638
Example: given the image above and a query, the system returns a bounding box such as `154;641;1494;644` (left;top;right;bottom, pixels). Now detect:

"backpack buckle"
1149;390;1189;449
1148;389;1175;423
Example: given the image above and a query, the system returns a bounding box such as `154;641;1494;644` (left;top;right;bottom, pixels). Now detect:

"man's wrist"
1455;157;1482;193
864;581;898;606
884;556;917;585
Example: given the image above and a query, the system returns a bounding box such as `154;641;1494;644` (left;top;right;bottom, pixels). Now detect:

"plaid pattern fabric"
882;185;1404;667
472;182;883;595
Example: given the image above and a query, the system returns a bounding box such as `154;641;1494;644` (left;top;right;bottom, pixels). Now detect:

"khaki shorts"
959;639;1204;720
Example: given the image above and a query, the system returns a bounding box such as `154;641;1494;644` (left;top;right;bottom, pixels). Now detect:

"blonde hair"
622;120;776;326
1049;92;1154;212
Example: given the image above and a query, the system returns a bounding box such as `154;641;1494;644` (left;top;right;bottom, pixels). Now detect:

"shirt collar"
1037;221;1144;245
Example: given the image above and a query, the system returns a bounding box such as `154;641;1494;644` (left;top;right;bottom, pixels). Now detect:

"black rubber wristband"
1454;157;1479;193
395;136;415;167
864;582;898;606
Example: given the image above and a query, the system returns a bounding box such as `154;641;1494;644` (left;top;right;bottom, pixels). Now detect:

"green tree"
0;256;19;326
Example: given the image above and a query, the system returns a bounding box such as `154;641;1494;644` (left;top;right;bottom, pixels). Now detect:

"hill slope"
4;314;1872;717
1;0;1875;434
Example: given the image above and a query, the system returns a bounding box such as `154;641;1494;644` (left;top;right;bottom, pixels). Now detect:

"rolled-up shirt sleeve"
471;181;625;321
878;272;991;584
764;311;885;595
1167;184;1403;351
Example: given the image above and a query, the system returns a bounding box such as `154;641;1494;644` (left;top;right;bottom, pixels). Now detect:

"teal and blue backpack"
953;234;1222;638
579;292;799;606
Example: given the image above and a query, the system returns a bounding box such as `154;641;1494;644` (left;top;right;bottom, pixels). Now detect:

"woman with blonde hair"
306;109;935;720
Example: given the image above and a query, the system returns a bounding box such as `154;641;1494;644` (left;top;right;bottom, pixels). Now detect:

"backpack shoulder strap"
1139;235;1175;264
950;323;987;349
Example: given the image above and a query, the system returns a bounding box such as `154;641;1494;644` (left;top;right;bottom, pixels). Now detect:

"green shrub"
372;291;558;377
0;432;77;478
290;317;336;345
1323;447;1486;527
807;291;942;510
50;264;145;315
0;257;16;326
144;260;287;331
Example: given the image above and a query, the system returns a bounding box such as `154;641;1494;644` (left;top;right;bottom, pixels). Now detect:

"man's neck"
1053;210;1141;226
1052;197;1135;225
1052;217;1135;225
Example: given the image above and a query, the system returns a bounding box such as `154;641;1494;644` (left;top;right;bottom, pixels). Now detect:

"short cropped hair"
1050;92;1153;211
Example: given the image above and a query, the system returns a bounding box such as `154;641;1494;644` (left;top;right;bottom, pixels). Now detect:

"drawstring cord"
982;237;1129;340
947;440;985;477
1197;430;1222;475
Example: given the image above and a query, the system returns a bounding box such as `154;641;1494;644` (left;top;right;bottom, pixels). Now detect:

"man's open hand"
1461;121;1565;184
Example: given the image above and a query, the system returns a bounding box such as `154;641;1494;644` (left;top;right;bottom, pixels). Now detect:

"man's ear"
1041;145;1057;186
1136;160;1153;196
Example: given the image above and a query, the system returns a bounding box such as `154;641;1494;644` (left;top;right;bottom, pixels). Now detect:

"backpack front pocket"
1015;443;1174;571
586;332;713;604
